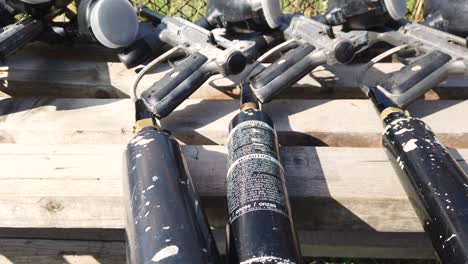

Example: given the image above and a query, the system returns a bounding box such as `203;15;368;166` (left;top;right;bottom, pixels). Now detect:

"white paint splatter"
136;154;142;158
135;138;155;146
145;201;150;206
240;256;296;264
144;211;150;217
390;118;406;125
395;128;414;135
162;226;170;230
147;185;155;191
442;234;457;248
151;245;179;262
152;176;159;181
145;226;151;232
130;136;143;144
403;139;418;152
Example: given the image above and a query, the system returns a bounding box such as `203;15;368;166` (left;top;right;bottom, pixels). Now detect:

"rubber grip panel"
252;43;316;88
142;53;213;119
378;50;452;95
376;50;452;107
251;43;319;103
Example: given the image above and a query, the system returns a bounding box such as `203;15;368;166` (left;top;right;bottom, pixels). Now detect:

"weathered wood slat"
1;144;466;233
0;98;466;147
2;56;467;99
0;231;436;261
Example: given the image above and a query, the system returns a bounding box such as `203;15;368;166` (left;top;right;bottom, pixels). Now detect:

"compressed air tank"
122;101;220;264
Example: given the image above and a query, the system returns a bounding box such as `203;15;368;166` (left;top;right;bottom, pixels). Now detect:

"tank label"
227;119;289;223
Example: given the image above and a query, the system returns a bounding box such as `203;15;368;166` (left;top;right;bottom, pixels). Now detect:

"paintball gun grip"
376;50;452;108
141;53;214;119
250;43;323;103
0;18;44;60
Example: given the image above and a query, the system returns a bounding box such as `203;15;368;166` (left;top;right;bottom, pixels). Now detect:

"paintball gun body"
0;0;71;60
251;14;370;103
128;6;281;120
319;0;468;108
359;21;468;107
0;0;139;61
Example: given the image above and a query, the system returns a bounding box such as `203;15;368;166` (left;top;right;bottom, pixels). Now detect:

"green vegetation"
133;0;425;22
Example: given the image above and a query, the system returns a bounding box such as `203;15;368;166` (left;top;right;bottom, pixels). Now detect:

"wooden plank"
13;42;119;62
0;231;436;260
2;56;467;99
0;98;466;147
0;144;466;233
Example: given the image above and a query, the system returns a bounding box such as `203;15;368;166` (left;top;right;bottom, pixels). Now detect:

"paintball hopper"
1;0;71;17
203;0;282;30
323;0;407;29
77;0;139;48
424;0;468;37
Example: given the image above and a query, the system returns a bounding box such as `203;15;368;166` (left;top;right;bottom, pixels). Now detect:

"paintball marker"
249;10;374;103
423;0;468;37
123;99;220;264
246;0;402;103
321;0;468;108
226;83;302;264
359;47;468;264
0;0;138;60
123;5;281;120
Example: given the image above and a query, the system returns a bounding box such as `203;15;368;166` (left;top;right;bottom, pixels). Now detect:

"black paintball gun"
226;83;302;264
0;0;138;60
247;0;398;103
321;0;468;109
122;1;284;120
123;99;221;264
321;1;468;261
358;46;468;264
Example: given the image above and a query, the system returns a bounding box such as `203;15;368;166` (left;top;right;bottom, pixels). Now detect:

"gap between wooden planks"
2;56;467;100
0;230;436;261
0;98;466;147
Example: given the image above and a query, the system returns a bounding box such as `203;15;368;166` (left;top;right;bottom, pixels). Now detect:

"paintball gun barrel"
123;100;220;264
226;83;302;263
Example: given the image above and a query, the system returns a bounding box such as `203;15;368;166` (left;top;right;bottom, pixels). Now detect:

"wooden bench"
0;42;467;263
